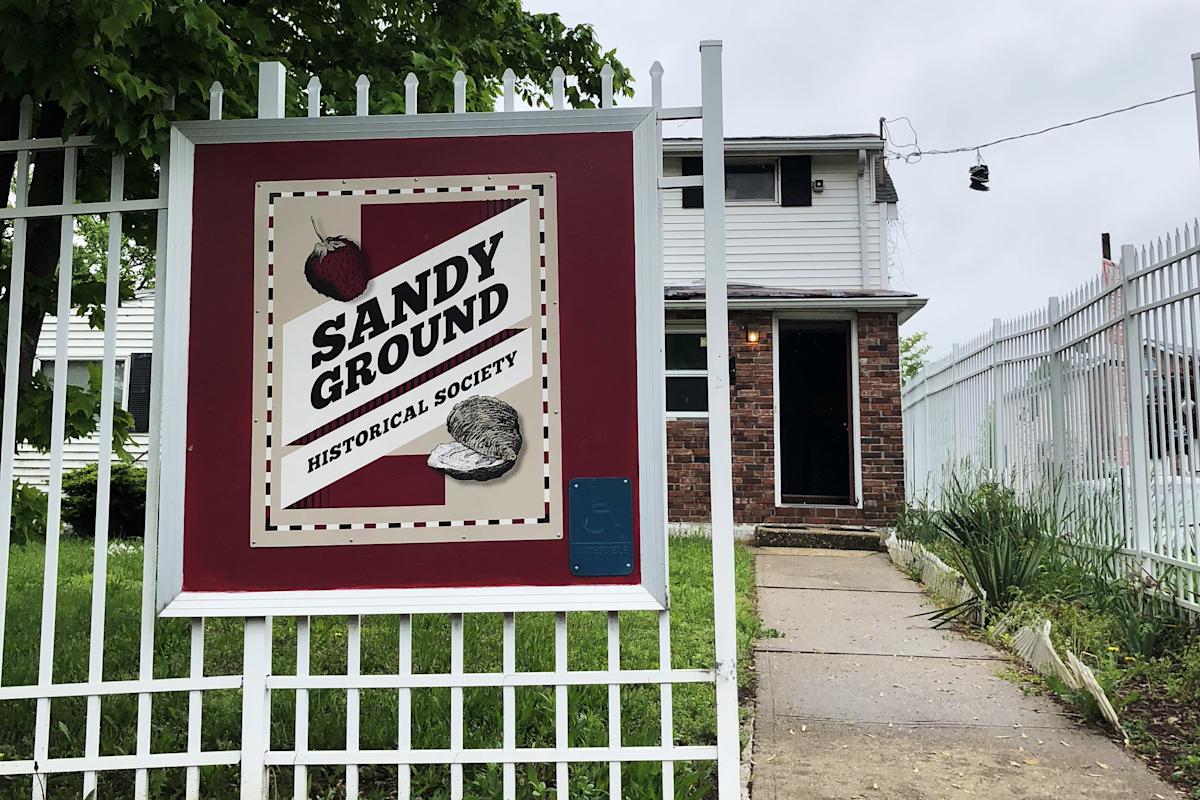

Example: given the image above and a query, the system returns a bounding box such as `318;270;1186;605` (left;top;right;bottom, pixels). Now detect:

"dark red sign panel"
180;132;641;592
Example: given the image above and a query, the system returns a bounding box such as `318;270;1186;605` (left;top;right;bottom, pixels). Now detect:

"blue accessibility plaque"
568;478;634;577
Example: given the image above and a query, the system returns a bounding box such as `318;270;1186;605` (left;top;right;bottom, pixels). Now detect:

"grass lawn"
0;535;762;799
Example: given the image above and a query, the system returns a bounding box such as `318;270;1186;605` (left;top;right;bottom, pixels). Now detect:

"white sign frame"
155;108;666;617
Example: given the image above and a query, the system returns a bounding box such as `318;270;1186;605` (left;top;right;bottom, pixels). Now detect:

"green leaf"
0;0;627;449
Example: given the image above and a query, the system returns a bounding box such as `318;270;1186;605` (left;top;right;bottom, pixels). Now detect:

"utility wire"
885;89;1196;162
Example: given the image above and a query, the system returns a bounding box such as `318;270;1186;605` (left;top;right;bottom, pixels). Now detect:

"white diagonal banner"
279;329;534;507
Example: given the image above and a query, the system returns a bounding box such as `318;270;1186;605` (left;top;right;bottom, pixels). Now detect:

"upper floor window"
681;155;810;209
725;161;778;204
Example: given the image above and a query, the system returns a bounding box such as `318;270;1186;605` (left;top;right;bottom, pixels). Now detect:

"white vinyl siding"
15;291;154;485
662;153;885;290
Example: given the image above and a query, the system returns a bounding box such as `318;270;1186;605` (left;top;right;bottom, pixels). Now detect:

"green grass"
0;536;762;799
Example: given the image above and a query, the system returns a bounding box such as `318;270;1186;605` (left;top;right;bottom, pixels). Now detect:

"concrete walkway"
750;547;1177;800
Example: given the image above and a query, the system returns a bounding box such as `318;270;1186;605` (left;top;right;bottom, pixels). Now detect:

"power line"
885;89;1196;163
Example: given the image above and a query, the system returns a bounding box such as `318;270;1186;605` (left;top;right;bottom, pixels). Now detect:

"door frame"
772;311;863;509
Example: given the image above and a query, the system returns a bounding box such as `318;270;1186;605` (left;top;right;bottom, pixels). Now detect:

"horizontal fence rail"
0;51;733;800
903;220;1200;614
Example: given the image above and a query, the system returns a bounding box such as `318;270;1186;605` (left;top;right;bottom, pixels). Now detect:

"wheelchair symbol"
583;502;622;535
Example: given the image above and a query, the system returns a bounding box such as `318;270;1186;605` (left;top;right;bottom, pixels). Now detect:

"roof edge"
664;136;885;155
665;295;928;325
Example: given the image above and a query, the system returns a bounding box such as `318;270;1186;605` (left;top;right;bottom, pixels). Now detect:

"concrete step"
753;524;886;551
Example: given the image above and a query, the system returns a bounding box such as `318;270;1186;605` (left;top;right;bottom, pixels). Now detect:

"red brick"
666;310;904;527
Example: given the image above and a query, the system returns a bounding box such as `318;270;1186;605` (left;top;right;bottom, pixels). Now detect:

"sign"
255;178;561;545
157;111;666;615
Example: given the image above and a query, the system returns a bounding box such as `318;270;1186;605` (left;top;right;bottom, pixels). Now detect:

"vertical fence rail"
81;152;126;799
904;218;1200;614
32;143;79;800
0;44;739;800
0;98;33;691
699;39;741;800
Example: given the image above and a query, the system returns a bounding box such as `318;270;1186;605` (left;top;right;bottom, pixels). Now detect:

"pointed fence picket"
0;45;741;800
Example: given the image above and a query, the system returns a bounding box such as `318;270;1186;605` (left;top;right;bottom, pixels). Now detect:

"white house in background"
19;134;925;531
14;290;154;485
659;135;923;529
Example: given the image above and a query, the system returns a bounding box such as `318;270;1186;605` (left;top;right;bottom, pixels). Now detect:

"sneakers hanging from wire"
968;149;990;191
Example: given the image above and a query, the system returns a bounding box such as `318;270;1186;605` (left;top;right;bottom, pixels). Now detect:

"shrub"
61;462;147;539
934;476;1059;617
9;480;48;545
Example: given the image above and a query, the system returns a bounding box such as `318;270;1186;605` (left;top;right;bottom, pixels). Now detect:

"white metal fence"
0;43;741;799
903;220;1200;613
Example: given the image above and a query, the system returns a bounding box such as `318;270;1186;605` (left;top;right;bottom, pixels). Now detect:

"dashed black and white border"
262;183;553;533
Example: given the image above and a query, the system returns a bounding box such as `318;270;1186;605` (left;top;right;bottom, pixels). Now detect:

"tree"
0;0;630;453
900;331;930;383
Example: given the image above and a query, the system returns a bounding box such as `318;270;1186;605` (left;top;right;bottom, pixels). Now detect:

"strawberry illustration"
305;218;369;301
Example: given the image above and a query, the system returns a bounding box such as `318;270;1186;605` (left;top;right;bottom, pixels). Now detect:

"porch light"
746;328;760;344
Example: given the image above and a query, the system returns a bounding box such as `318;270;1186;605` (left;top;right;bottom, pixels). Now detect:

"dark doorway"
778;320;854;504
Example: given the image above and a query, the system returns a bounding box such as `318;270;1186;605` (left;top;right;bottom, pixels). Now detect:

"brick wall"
666;309;904;527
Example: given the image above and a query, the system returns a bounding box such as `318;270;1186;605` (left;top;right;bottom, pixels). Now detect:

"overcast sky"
524;0;1200;356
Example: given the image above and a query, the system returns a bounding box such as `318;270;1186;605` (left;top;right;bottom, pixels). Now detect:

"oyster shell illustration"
426;442;516;481
428;396;523;482
445;396;523;461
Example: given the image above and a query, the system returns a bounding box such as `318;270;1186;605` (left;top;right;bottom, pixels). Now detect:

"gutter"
663;138;885;155
665;296;928;325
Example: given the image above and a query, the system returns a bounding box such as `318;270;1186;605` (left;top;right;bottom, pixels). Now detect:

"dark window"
680;155;813;208
725;162;776;202
666;331;708;370
666;330;708;414
666;376;709;414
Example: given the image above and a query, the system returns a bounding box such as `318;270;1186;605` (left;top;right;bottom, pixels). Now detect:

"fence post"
699;39;740;800
921;367;931;496
241;617;272;800
1192;53;1200;167
257;62;286;119
1047;297;1067;488
236;60;288;800
920;365;930;495
950;343;961;466
1120;245;1154;567
991;317;1004;474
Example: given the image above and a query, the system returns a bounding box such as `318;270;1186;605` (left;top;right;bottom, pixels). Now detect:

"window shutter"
780;155;813;207
681;157;703;209
128;352;152;434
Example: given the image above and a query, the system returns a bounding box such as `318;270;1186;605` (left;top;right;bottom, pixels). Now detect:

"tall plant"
933;476;1060;620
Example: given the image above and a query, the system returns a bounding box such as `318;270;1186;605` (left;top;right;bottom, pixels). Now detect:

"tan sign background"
250;175;562;547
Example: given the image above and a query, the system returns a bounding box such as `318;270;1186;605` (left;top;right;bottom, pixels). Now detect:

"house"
19;136;925;533
661;136;924;529
13;291;154;484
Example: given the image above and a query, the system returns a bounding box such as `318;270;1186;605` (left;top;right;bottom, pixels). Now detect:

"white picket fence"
903;219;1200;614
0;44;741;800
